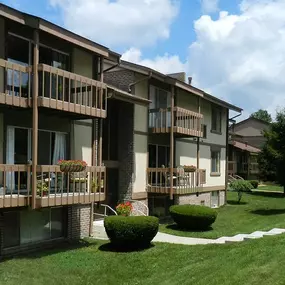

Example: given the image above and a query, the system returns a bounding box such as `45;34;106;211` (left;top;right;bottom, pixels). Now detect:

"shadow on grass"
165;223;214;233
99;242;155;253
249;191;285;198
1;240;93;262
251;209;285;216
227;200;247;205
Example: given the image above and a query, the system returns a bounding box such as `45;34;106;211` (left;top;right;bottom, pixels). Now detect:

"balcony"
0;164;105;208
149;107;203;137
147;167;206;195
38;64;107;118
0;59;107;118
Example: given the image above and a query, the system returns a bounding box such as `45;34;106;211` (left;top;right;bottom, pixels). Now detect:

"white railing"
94;203;117;218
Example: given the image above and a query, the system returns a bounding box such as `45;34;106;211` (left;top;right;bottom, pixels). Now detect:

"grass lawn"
2;236;285;285
160;191;285;239
256;184;284;192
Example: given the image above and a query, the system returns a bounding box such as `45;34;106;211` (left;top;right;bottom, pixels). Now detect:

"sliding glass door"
6;126;67;191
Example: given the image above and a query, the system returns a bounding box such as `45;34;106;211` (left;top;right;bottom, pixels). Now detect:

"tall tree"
258;109;285;192
250;109;272;123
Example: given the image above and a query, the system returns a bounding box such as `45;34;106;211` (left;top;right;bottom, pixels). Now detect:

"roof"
0;3;120;61
229;140;261;153
107;85;151;106
119;60;242;113
233;117;271;128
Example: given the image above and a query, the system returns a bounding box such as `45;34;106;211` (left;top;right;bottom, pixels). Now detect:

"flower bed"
116;202;133;216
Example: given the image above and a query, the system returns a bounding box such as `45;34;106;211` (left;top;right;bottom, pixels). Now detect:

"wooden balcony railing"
147;167;206;195
0;164;105;208
36;165;106;207
38;64;107;118
149;107;203;137
0;59;32;107
0;164;31;208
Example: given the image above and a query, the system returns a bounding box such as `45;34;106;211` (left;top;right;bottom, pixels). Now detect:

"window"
148;144;170;168
211;150;221;174
202;124;207;139
211;106;222;133
3;207;65;249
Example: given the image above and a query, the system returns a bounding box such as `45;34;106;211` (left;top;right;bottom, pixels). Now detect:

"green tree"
250;109;272;123
258;109;285;192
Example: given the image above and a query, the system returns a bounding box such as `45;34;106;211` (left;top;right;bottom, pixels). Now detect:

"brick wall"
174;190;226;207
117;101;134;201
104;70;134;92
67;204;91;240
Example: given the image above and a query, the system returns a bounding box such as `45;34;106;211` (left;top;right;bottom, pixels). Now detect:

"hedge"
249;180;259;189
170;205;217;230
104;216;159;248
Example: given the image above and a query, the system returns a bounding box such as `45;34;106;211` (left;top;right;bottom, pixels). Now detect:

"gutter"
128;71;153;93
103;58;121;73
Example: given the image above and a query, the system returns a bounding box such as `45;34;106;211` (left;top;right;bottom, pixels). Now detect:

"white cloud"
49;0;179;48
186;0;285;115
201;0;219;14
122;47;185;74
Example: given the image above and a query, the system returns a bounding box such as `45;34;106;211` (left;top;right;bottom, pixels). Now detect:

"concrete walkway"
153;228;285;245
92;220;285;245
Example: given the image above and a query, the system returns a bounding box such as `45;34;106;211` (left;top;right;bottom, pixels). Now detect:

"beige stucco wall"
133;133;148;194
72;47;93;78
176;89;199;112
175;140;226;188
201;99;227;146
72;122;92;166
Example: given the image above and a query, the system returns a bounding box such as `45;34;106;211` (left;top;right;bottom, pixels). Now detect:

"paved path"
93;220;285;245
153;228;285;245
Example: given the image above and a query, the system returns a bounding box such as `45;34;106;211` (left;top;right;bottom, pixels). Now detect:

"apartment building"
104;61;242;217
0;4;151;256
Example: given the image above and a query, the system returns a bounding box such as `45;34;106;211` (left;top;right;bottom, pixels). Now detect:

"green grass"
2;236;285;285
257;184;284;192
160;191;285;239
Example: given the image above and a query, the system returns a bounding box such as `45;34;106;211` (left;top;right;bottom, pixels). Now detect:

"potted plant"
183;165;197;172
116;202;133;216
91;178;104;193
58;160;87;173
36;181;48;197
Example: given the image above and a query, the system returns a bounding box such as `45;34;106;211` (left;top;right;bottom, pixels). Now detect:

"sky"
2;0;285;119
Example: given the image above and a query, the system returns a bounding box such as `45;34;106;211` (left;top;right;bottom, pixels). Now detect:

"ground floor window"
3;207;66;249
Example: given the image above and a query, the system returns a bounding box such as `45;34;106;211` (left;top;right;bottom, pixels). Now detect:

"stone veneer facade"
174;190;226;208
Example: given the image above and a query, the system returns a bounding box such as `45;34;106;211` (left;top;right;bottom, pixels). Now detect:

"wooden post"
225;109;229;204
32;29;39;209
170;85;175;200
197;97;201;186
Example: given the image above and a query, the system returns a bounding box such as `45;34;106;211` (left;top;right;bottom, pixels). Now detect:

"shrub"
249;180;259;189
104;216;159;248
229;180;253;192
229;180;253;203
169;205;217;230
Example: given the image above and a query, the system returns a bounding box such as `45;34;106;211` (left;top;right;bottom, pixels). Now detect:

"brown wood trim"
199;186;226;192
134;130;148;136
39;21;109;57
103;160;119;168
132;192;148;200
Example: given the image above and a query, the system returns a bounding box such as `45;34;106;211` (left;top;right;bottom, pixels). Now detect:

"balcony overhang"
107;85;151;106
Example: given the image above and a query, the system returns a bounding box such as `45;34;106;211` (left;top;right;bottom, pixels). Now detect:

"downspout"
128;71;153;93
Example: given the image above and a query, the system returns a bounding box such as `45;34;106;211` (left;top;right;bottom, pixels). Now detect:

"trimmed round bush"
170;205;217;230
104;216;159;248
249;180;259;189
